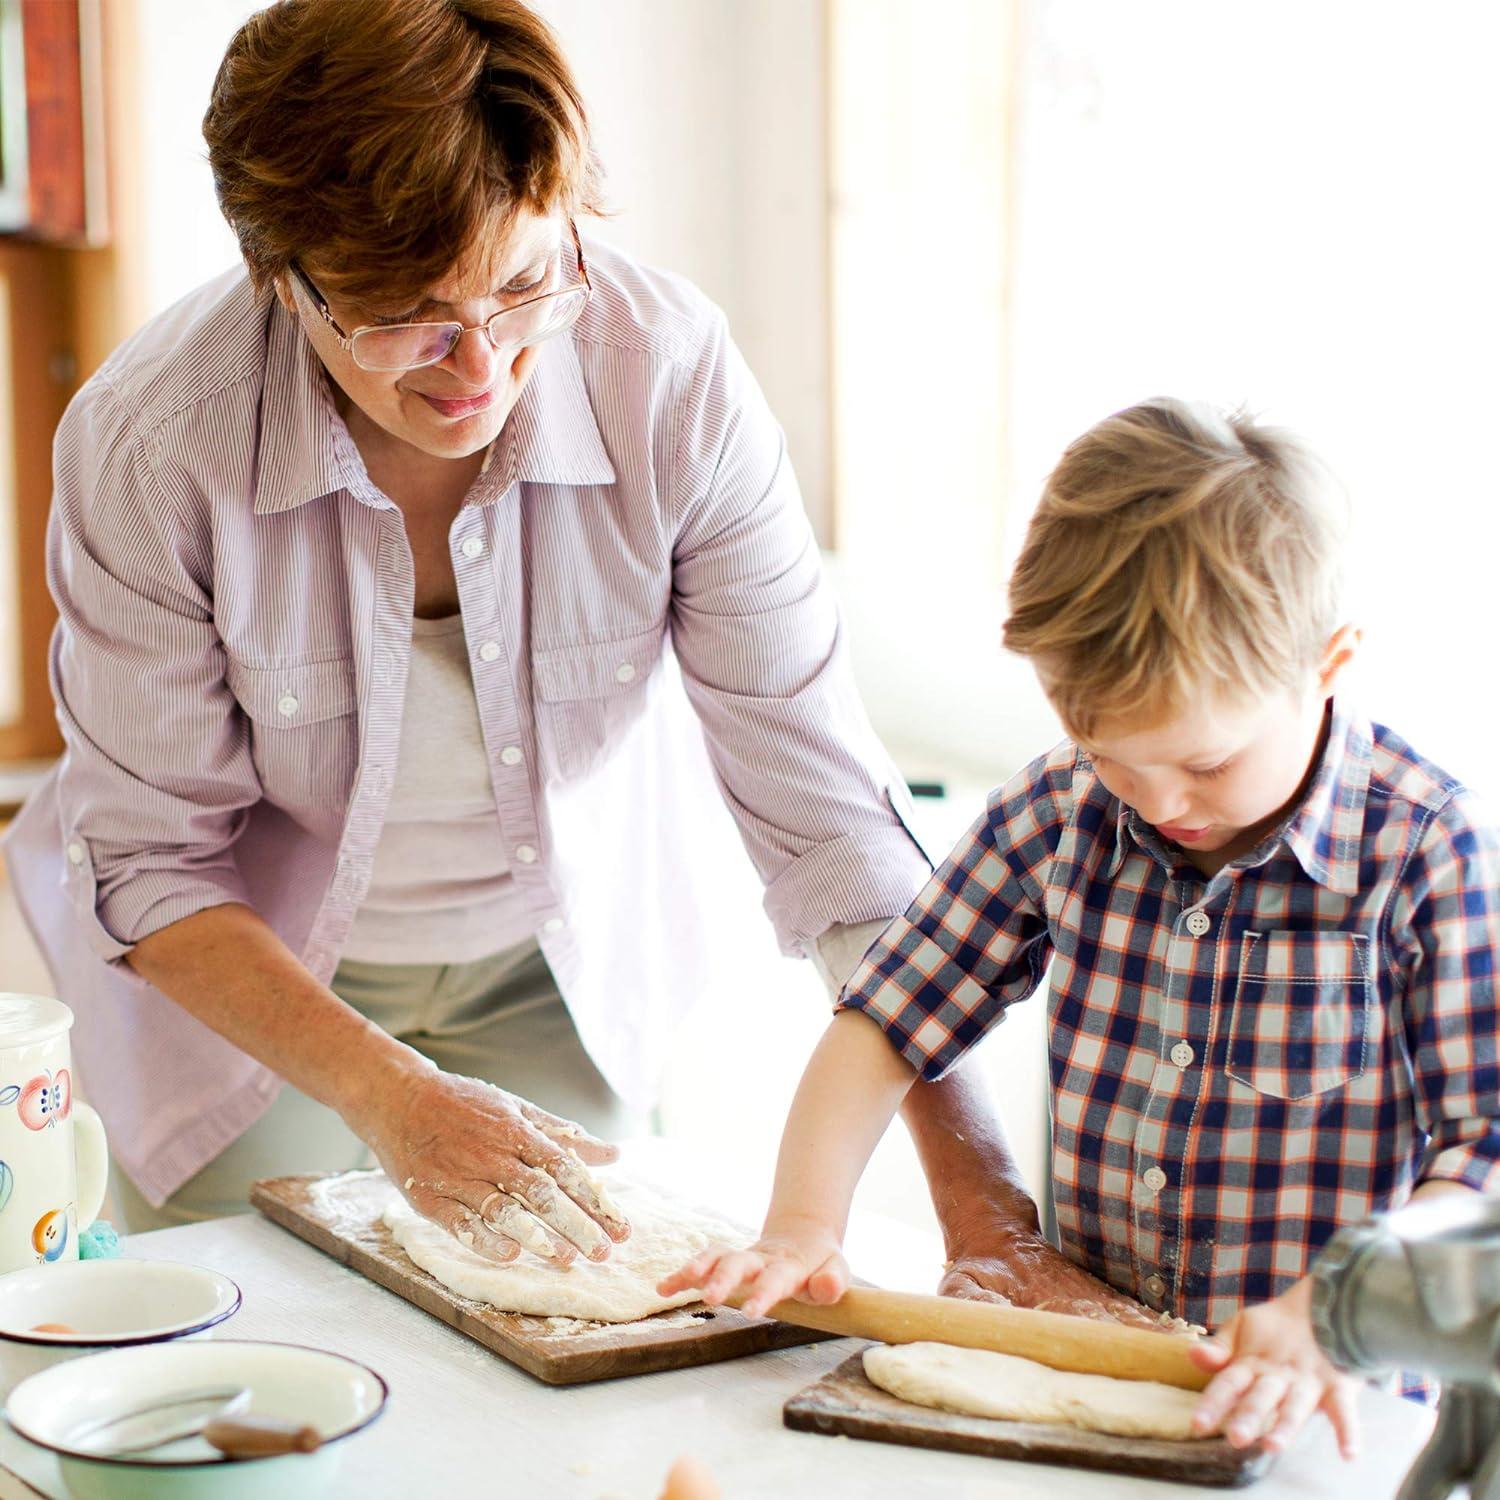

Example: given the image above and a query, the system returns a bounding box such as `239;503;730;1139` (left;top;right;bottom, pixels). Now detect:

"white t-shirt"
343;614;534;964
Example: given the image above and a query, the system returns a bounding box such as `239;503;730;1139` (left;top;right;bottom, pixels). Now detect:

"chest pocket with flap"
1226;929;1374;1101
532;627;664;782
225;656;360;810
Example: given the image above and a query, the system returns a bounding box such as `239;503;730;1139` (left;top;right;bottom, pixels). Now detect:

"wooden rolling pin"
759;1288;1211;1391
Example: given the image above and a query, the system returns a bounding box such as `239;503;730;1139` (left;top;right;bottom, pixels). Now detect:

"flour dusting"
383;1170;750;1323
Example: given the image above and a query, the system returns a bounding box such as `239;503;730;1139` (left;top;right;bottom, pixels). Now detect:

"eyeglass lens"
349;285;588;372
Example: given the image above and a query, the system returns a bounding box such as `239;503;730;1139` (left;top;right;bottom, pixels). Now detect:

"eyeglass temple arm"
289;262;353;347
568;217;591;293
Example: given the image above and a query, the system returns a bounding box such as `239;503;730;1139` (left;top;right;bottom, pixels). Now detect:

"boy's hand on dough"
1190;1276;1360;1458
940;1227;1165;1330
656;1218;849;1319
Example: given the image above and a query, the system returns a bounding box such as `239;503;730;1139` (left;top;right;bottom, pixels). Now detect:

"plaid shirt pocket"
1226;930;1374;1100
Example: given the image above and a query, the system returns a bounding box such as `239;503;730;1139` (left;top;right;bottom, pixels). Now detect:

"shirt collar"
1100;695;1370;895
253;298;615;516
486;327;615;489
253;295;348;515
1276;696;1370;895
1105;793;1137;879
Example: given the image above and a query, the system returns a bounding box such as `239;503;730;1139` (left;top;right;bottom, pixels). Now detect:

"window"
831;0;1500;797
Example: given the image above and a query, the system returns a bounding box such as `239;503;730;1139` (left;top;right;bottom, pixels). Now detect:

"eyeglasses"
290;218;592;373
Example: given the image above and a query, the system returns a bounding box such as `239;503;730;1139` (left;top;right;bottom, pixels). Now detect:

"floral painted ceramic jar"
0;995;108;1276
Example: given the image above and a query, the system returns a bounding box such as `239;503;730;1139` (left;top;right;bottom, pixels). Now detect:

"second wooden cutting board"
785;1353;1275;1488
250;1168;839;1385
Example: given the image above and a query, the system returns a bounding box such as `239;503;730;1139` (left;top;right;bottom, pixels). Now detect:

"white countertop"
0;1208;1436;1500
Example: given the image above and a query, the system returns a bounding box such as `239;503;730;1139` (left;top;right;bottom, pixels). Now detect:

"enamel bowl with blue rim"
5;1339;387;1499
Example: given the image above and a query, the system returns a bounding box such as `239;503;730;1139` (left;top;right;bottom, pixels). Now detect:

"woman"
4;0;1145;1316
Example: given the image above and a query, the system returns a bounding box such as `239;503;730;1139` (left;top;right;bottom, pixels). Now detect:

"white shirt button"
500;745;523;766
65;841;85;866
542;917;565;935
1143;1166;1168;1192
614;662;636;684
1170;1040;1196;1069
460;537;484;559
1144;1273;1167;1299
478;640;502;663
515;844;539;864
277;694;300;717
1184;909;1212;938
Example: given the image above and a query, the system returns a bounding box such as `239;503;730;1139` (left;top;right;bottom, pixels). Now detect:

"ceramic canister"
0;995;108;1277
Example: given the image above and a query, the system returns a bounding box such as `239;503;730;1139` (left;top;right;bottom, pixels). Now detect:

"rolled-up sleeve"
1392;792;1500;1192
665;309;930;954
47;376;258;961
838;760;1058;1081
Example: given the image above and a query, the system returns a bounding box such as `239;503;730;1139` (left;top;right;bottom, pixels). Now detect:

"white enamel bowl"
0;1260;241;1398
5;1340;388;1499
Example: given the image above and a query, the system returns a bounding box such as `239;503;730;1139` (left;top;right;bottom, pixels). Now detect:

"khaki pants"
113;940;648;1231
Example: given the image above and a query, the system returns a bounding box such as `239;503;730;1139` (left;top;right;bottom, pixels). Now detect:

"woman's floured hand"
657;1220;849;1319
356;1063;632;1268
939;1227;1168;1330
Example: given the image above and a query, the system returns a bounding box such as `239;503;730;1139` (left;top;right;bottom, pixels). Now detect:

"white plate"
0;1260;242;1399
0;1260;241;1347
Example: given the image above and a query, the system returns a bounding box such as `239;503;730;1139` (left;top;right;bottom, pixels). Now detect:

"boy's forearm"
763;1008;916;1238
811;921;1042;1245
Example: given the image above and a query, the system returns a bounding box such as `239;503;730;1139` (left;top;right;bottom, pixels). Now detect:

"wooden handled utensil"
203;1417;323;1459
758;1288;1211;1391
71;1388;323;1460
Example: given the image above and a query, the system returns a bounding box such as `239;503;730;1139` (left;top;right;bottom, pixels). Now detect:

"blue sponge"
78;1220;121;1259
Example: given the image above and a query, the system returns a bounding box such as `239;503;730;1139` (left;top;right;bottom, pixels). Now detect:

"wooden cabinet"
0;0;138;765
0;242;73;760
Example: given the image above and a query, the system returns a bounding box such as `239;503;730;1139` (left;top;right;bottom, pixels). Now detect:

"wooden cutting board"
250;1169;837;1385
784;1352;1275;1488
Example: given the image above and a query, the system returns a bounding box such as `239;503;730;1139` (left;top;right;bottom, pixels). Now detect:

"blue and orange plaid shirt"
841;699;1500;1338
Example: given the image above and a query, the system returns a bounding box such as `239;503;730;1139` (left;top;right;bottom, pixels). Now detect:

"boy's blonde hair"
1004;398;1347;740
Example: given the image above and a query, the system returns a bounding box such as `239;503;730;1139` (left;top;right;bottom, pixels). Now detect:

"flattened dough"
863;1342;1202;1440
383;1172;749;1323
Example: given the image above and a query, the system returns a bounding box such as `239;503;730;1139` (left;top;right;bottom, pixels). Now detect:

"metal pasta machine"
1312;1192;1500;1499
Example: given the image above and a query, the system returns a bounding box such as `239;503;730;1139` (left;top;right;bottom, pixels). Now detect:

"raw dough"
862;1342;1203;1441
383;1171;750;1323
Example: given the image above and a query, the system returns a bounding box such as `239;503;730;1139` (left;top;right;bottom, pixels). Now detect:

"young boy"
661;398;1500;1457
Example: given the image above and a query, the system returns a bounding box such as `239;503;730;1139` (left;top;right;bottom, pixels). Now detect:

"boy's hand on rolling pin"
1189;1276;1360;1458
657;1218;849;1319
940;1227;1165;1330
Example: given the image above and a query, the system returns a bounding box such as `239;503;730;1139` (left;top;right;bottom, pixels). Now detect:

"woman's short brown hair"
203;0;603;310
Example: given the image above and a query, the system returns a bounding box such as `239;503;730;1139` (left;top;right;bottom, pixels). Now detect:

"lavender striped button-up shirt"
3;237;930;1205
